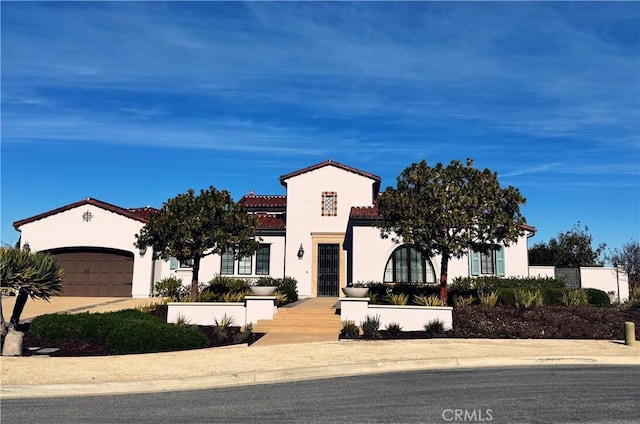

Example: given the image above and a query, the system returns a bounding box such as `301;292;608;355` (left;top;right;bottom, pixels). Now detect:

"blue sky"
2;2;639;257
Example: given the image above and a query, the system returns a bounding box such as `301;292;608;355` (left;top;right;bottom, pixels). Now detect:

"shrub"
368;292;379;304
424;319;446;337
234;323;255;344
562;289;589;306
478;291;499;308
361;315;381;339
340;320;360;339
625;287;640;310
450;276;565;291
453;295;475;308
385;293;409;305
154;277;187;300
275;276;299;303
205;275;251;296
514;289;544;308
385;322;403;337
106;320;207;354
196;290;220;302
540;288;569;306
212;314;236;342
31;309;208;354
413;294;444;306
222;291;247;303
584;288;611;307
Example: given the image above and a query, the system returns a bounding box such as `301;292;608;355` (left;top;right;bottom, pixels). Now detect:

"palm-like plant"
1;247;63;328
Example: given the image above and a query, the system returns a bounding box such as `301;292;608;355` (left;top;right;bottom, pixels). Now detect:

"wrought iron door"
317;244;339;296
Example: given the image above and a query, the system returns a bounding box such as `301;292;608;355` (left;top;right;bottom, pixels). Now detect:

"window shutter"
169;257;178;270
470;251;480;276
496;246;505;277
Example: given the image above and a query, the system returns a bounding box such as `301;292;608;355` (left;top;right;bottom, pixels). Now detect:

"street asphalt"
1;296;638;399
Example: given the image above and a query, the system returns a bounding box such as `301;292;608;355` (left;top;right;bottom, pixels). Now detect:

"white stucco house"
15;159;624;300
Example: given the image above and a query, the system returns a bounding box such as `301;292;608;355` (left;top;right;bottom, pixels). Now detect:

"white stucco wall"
581;267;629;302
283;165;378;297
16;204;154;298
529;266;629;301
350;225;532;284
163;235;286;289
528;265;555;278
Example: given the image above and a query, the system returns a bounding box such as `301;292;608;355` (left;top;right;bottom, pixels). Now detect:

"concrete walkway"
1;296;638;399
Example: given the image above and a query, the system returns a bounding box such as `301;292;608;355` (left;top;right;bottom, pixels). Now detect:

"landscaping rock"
2;329;24;356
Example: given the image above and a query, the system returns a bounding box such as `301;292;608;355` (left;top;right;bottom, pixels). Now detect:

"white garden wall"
166;296;277;326
340;298;453;331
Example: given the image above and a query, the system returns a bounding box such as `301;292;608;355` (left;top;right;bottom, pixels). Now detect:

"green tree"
607;240;640;288
1;246;63;330
134;186;260;300
377;159;527;302
528;222;605;267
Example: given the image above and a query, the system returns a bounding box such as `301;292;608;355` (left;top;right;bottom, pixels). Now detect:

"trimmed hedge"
30;309;208;354
451;276;565;290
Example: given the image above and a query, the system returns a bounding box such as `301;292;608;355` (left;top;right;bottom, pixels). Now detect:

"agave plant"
413;294;444;307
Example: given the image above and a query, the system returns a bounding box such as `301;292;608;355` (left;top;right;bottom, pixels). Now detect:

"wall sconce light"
297;244;304;259
23;242;31;252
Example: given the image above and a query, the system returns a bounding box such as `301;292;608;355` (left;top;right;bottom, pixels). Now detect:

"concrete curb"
2;355;638;399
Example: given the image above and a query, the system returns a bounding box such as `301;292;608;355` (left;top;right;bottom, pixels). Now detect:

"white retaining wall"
166;296;276;326
340;297;453;331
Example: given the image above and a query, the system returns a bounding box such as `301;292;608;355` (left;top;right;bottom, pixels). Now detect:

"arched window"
383;246;437;284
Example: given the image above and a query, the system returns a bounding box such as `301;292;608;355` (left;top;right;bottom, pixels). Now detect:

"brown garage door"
49;248;134;297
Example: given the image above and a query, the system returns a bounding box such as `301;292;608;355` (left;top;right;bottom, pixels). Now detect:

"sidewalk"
1;297;638;399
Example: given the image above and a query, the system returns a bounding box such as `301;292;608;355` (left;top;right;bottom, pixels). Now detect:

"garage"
48;247;134;297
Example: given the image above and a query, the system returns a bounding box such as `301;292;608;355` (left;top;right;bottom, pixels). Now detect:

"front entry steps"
251;297;342;346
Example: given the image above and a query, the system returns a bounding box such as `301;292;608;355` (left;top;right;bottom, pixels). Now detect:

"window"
179;259;193;268
238;255;252;275
220;252;234;275
322;191;337;216
480;252;494;274
169;257;179;270
256;244;270;275
470;246;505;276
169;257;192;269
384;246;436;284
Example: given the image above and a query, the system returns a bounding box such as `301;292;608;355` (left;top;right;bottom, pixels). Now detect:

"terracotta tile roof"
13;197;159;229
239;194;287;209
279;159;381;187
350;204;379;219
254;213;285;229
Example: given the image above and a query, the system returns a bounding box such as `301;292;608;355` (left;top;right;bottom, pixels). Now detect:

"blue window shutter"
169;257;178;270
496;246;505;277
470;251;480;276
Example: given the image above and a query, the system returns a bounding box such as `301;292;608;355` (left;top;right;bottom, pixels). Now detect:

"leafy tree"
607;240;640;288
1;246;63;330
529;222;605;267
135;187;260;300
377;159;527;302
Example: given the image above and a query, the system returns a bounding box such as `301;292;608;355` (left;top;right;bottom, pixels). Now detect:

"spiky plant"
384;293;409;305
1;247;63;327
478;291;499;308
413;294;444;307
453;295;475;308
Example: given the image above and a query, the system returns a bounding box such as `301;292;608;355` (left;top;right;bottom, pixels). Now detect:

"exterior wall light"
297;244;304;259
23;242;31;252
